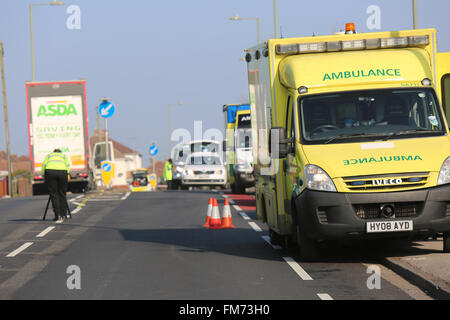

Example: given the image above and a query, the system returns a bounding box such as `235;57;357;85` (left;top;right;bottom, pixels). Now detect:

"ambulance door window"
441;74;450;119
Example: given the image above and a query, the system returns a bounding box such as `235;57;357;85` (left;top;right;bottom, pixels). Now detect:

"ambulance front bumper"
294;184;450;241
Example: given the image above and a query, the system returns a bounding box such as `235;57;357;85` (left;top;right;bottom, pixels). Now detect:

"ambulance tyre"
444;233;450;253
269;228;283;246
295;223;321;262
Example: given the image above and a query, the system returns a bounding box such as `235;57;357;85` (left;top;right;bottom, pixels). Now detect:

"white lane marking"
86;198;122;202
232;205;242;211
261;235;282;249
238;212;251;220
6;242;33;257
121;191;131;200
248;221;262;232
68;195;82;203
36;226;55;238
317;293;333;300
283;257;314;280
71;201;83;206
71;207;82;214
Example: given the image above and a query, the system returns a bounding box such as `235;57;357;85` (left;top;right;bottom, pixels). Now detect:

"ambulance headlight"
305;165;337;192
437;157;450;185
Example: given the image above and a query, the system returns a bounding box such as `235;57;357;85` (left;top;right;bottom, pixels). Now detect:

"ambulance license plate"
366;220;413;233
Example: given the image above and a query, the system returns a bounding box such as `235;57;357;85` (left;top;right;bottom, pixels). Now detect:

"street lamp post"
29;1;64;81
273;0;278;38
0;41;12;198
168;102;184;157
412;0;418;29
229;15;261;44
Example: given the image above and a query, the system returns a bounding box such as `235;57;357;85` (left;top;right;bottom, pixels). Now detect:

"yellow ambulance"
245;24;450;261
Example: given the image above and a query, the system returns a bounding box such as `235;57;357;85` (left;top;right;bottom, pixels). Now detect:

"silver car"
182;152;227;188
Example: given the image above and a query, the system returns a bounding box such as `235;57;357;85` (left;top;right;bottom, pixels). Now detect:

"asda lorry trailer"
26;80;92;194
245;25;450;261
223;104;254;193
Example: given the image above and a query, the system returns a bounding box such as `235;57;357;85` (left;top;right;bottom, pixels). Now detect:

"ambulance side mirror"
270;127;292;159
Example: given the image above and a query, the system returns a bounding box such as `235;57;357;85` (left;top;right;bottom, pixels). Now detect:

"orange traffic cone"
220;197;235;229
203;197;213;227
209;198;222;229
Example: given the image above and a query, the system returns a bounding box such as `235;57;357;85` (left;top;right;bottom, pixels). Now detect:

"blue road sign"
99;101;115;119
149;145;159;156
102;162;112;172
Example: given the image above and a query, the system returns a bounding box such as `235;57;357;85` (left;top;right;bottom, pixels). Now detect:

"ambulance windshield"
299;88;445;144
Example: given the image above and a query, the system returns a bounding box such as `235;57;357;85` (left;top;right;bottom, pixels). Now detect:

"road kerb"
380;257;450;300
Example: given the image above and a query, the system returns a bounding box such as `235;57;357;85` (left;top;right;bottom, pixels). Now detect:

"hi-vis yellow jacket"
42;152;70;175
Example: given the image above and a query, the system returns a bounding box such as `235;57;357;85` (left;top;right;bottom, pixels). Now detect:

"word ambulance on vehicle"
245;23;450;261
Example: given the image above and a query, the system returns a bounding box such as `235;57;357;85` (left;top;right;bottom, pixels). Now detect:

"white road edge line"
232;205;242;211
36;226;55;238
121;191;131;200
283;257;314;280
317;293;333;300
248;221;263;232
6;242;33;257
261;235;282;249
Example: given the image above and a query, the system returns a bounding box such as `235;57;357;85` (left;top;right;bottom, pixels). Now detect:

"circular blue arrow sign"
149;145;159;156
102;162;112;172
99;101;115;119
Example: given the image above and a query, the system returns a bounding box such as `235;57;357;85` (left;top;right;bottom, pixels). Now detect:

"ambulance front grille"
343;172;429;192
353;202;423;220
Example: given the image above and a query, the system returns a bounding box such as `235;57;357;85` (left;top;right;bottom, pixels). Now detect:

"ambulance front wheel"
444;232;450;253
295;223;321;262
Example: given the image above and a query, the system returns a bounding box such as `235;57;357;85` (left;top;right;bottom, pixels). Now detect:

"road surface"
0;190;430;300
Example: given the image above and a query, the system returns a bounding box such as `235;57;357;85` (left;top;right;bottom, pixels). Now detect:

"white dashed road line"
238;211;251;220
261;235;282;249
71;207;82;215
317;293;334;300
283;257;313;281
121;191;131;200
248;221;263;232
6;242;33;257
36;226;55;238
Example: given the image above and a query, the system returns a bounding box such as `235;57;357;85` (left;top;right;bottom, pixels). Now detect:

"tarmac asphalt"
0;189;447;300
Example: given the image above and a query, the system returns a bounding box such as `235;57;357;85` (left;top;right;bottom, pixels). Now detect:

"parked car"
182;153;227;189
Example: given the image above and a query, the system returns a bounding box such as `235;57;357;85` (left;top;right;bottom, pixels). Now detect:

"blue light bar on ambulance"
276;35;429;55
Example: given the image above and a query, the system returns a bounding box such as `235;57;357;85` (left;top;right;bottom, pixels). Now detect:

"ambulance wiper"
382;129;441;141
324;133;383;144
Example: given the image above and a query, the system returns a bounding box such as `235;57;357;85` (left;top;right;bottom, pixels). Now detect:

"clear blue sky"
1;0;450;166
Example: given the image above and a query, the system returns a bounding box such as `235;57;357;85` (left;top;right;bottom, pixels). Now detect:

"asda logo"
37;104;78;117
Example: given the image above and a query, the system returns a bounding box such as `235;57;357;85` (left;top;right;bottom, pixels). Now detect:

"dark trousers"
45;170;68;219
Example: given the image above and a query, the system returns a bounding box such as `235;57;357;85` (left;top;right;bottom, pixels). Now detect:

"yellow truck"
245;25;450;261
